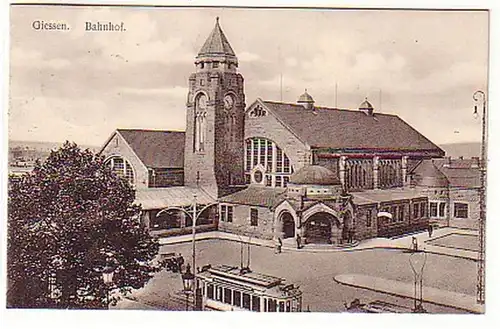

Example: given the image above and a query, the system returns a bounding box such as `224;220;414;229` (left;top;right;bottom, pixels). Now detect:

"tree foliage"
7;142;160;309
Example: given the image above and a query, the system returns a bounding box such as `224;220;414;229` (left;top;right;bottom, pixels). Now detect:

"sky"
8;5;489;147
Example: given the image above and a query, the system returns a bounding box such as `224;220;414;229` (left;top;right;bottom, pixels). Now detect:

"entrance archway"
281;212;295;239
304;212;336;244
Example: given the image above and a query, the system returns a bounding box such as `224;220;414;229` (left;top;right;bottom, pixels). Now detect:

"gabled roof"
197;17;236;57
117;129;185;169
259;100;444;154
412;160;450;188
410;158;481;188
219;186;286;207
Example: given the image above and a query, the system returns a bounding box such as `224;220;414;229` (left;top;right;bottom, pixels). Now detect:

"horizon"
9;7;488;146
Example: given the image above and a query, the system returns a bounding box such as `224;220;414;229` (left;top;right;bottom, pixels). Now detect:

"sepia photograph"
4;1;494;322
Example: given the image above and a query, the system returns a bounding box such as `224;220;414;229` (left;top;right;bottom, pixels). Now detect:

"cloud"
121;86;188;98
238;51;262;62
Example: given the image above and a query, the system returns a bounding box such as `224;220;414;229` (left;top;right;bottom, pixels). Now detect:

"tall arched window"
244;137;293;187
105;156;134;185
194;94;208;152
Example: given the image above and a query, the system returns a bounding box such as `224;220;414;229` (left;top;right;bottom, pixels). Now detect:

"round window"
253;170;263;183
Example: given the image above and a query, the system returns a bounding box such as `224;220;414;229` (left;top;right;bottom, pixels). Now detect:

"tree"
7;142;160;309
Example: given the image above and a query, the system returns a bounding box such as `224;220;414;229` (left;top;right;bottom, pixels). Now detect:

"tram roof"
208;264;283;288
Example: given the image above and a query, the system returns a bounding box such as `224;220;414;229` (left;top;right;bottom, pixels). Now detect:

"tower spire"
195;17;238;70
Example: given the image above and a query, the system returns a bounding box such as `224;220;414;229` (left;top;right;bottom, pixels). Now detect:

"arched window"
105;156;134;185
194;94;208;152
244;137;293;187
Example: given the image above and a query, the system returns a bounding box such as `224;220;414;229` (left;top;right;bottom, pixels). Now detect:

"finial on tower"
216;16;220;23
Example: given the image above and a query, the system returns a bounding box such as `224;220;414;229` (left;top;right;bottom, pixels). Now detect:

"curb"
158;234;477;260
333;276;482;314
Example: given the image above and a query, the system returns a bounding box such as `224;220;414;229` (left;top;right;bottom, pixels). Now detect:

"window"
420;202;427;218
366;209;372;227
252;296;261;312
224;288;232;304
265;175;272;187
391;206;397;222
454;203;469;219
207;284;214;299
242;293;251;310
268;299;277;312
220;205;233;223
279;301;285;312
275;176;282;187
398;206;405;222
233;291;241;307
413;203;420;219
250;208;258;226
430;202;438;217
439;203;446;217
212;62;219;68
106;156;134;185
194;94;207;153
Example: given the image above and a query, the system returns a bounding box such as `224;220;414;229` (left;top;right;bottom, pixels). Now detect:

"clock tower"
184;17;246;198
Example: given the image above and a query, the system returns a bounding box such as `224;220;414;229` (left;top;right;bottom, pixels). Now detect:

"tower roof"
197;17;236;57
297;89;315;104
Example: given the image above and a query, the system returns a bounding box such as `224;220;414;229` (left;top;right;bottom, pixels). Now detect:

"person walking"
276;237;282;254
428;224;434;238
296;235;302;250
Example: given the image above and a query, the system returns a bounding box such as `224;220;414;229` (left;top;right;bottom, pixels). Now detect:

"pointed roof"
412;160;449;187
198;17;236;57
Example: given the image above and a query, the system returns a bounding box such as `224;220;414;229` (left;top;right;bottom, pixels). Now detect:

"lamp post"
102;265;114;309
409;250;427;313
473;90;487;305
157;195;218;311
181;264;194;311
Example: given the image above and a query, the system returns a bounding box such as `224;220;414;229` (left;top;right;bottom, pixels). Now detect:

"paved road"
116;240;475;313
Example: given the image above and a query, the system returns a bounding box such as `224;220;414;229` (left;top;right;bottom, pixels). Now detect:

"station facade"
100;18;478;245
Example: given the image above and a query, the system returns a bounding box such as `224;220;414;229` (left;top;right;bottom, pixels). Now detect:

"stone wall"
353;204;378;240
218;204;275;240
245;102;311;173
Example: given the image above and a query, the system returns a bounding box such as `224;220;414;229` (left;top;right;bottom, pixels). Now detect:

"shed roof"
135;187;214;210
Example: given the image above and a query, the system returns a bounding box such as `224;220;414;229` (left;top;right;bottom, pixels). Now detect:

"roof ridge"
117;128;185;134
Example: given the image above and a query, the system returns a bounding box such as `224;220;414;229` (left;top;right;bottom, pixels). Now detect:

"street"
115;239;475;313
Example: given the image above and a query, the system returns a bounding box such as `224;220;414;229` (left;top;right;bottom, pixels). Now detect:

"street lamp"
181;263;195;311
473;90;487;305
409;251;427;313
157;194;218;311
102;265;114;309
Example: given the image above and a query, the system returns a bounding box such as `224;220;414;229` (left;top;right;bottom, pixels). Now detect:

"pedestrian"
177;254;184;272
276;237;282;254
428;224;433;238
412;236;418;252
296;235;302;249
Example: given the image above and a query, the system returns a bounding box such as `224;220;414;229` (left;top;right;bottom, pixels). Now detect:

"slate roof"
412;161;450;188
135;187;214;210
197;17;236;57
117;129;185;169
410;158;481;189
219;186;286;207
290;165;341;186
260;100;444;154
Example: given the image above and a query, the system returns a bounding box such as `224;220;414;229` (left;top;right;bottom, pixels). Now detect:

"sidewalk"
158;227;478;261
334;273;484;314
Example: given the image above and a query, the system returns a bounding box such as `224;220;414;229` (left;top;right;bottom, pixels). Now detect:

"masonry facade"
99;18;480;245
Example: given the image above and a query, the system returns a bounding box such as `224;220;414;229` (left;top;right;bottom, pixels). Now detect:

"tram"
196;264;303;312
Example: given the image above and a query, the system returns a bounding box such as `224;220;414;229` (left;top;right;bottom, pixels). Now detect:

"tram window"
279;301;285;312
252;296;260;312
207;284;214;299
233;291;241;307
286;300;291;312
268;299;277;312
242;293;251;310
224;288;232;304
263;298;267;312
216;287;223;302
